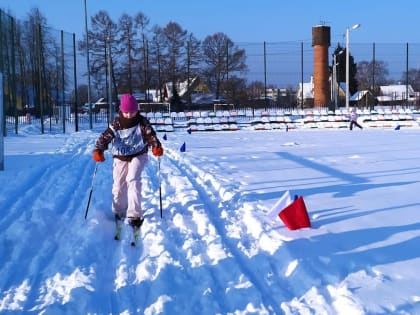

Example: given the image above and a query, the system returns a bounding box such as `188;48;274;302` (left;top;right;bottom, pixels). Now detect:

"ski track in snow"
0;130;301;314
161;142;328;313
146;149;286;314
4;129;418;314
1;134;99;313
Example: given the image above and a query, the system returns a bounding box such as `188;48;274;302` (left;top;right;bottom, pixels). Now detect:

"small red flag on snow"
278;196;311;230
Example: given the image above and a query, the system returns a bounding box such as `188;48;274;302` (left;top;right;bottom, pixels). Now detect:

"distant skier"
25;105;31;124
349;108;363;130
92;93;163;228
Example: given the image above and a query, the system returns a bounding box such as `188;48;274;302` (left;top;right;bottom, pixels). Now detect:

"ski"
131;226;140;246
114;215;143;245
114;214;123;241
129;217;144;247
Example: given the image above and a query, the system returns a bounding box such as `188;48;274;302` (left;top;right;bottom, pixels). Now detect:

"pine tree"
170;85;183;112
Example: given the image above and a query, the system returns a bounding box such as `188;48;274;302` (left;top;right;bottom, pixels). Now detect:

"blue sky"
1;0;419;44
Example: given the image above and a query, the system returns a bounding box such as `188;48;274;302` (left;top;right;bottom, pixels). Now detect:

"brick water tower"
312;25;330;107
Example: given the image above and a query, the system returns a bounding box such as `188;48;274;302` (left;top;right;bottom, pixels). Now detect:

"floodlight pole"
345;23;360;111
84;0;92;129
107;37;113;124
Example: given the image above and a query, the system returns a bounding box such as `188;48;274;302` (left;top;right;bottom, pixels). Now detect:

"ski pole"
85;162;99;220
158;157;163;218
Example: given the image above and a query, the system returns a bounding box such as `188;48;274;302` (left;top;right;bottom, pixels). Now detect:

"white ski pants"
112;153;148;218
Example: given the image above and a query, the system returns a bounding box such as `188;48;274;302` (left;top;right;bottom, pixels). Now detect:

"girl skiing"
92;93;163;228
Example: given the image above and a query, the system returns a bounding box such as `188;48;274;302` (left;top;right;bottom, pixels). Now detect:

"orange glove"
93;150;105;162
152;146;164;157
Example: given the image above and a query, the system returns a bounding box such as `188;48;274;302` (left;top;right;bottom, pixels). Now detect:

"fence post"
38;24;44;134
61;30;66;133
73;33;79;132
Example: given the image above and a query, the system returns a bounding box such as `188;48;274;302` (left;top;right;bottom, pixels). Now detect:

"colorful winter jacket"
94;112;161;161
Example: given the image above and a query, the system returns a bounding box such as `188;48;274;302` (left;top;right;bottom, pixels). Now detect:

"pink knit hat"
120;94;138;112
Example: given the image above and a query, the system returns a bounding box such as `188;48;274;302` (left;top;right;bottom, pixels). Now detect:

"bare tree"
401;68;420;92
162;22;187;84
149;26;166;102
24;8;57;117
16;25;30;107
222;76;248;105
133;12;150;98
159;22;188;111
247;80;265;100
202;32;247;99
356;60;389;91
184;33;201;105
79;10;118;102
118;13;137;94
118;12;153;95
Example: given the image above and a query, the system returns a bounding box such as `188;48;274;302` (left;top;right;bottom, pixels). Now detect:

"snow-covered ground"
1;124;420;314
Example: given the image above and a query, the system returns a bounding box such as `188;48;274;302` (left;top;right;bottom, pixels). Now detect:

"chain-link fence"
243;41;420;103
2;8;420;135
0;9;79;135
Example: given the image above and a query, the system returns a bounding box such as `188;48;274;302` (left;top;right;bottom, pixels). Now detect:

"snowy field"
1;124;420;314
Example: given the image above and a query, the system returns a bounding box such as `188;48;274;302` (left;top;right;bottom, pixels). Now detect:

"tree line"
3;6;420;119
333;43;420;98
1;7;251;116
78;10;249;112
